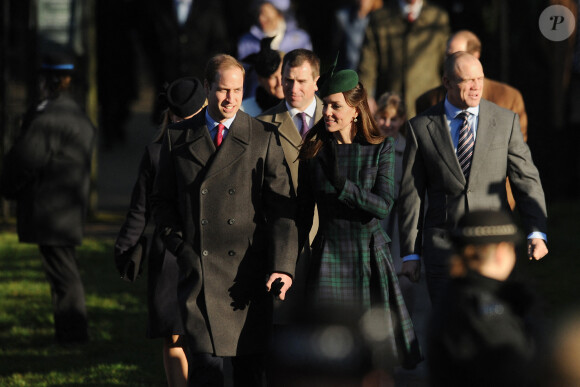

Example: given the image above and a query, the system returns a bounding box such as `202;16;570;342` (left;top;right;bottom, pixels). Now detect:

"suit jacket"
0;93;95;245
398;99;547;260
415;79;528;141
358;0;450;117
415;79;530;210
152;108;298;356
258;97;323;242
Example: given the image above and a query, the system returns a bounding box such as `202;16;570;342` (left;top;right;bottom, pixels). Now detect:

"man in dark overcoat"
152;54;298;386
0;52;96;344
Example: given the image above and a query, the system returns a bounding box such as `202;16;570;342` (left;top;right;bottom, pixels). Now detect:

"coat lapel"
184;114;215;167
204;113;250;180
468;99;494;186
426;105;466;185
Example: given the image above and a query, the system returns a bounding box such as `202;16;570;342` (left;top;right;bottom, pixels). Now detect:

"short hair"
204;54;245;87
376;92;406;119
449;30;482;55
282;49;320;79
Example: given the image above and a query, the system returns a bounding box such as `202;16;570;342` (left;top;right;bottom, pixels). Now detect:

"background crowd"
0;0;579;386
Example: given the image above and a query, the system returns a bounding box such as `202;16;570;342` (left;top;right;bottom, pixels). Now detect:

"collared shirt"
398;0;423;21
206;110;234;143
286;98;317;134
174;0;193;25
444;97;480;152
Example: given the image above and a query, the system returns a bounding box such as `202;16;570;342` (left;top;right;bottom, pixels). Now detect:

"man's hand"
528;238;548;260
266;273;293;300
400;260;421;283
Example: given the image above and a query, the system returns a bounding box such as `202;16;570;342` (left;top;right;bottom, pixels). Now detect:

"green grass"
0;201;578;385
0;232;166;386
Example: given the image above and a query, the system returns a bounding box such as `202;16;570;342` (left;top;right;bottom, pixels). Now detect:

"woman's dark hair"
298;82;385;160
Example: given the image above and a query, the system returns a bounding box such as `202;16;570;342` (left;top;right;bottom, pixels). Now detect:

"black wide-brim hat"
451;209;523;247
165;77;206;118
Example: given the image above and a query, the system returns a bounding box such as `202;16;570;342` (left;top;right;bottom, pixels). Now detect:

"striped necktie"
456;111;474;179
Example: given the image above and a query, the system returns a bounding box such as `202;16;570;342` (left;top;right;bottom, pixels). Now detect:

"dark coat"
152;108;298;356
297;133;422;368
0;93;95;245
114;141;183;338
140;0;232;83
428;271;539;386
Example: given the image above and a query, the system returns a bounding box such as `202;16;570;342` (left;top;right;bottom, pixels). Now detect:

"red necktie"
215;123;224;147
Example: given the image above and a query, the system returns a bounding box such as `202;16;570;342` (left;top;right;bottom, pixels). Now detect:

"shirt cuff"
527;232;547;242
402;254;420;262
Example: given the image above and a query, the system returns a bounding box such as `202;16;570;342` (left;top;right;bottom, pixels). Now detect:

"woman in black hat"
296;65;422;377
241;36;285;116
114;77;206;387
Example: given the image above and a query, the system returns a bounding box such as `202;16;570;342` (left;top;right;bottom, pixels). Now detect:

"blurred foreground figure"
0;51;96;345
428;210;544;387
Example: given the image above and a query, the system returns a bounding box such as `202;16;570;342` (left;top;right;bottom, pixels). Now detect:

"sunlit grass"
0;229;165;385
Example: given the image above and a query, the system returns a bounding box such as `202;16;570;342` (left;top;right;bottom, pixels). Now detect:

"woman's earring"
354;117;358;122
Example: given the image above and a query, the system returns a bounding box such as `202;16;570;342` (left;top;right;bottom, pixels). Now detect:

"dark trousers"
38;245;88;343
187;352;266;387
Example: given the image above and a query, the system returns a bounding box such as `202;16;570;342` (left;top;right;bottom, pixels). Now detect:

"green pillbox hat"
319;53;359;98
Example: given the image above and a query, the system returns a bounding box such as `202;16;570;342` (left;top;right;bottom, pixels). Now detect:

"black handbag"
117;236;148;282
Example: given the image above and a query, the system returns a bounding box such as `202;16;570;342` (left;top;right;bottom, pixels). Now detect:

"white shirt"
286;98;317;134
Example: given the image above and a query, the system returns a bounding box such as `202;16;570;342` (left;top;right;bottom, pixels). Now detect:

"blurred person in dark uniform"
428;209;545;387
0;51;96;345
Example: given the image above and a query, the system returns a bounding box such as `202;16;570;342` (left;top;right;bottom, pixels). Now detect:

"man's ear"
442;75;450;91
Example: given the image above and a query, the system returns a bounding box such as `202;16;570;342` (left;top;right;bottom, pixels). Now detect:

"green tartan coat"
297;133;422;368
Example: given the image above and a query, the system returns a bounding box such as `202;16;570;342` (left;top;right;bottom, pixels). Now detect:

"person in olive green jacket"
358;0;450;118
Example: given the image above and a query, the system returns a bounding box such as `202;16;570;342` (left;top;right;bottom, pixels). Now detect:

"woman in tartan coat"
296;68;422;371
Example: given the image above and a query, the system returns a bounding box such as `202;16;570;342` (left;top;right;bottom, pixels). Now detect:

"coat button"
227;218;235;225
228;250;236;256
228;188;236;195
202;250;209;256
201;188;208;195
201;219;208;225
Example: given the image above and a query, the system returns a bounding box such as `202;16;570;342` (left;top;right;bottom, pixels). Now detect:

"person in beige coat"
258;48;322;323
